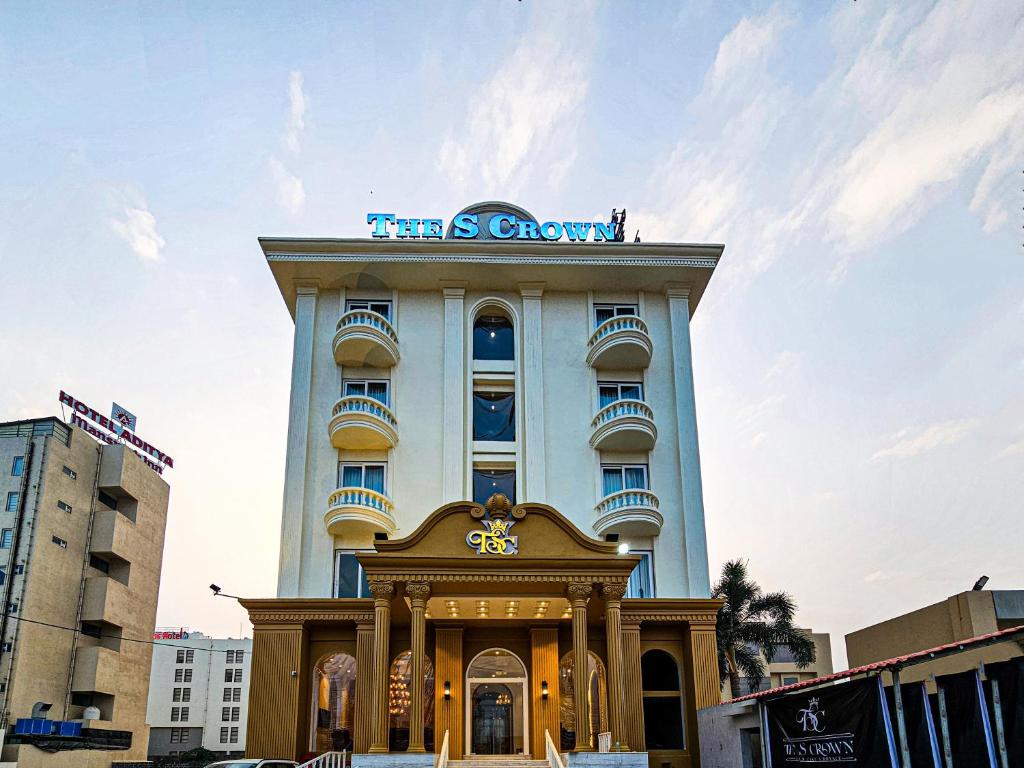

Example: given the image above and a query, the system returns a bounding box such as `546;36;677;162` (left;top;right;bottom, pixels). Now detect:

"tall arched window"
473;313;514;360
558;651;608;751
641;649;685;749
388;650;435;752
310;652;357;753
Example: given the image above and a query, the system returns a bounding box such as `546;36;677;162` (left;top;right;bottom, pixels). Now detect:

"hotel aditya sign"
59;390;174;474
367;212;621;242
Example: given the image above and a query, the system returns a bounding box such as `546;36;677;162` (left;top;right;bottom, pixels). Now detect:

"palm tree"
712;559;816;700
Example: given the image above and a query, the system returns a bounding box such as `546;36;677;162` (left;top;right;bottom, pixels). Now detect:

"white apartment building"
266;201;722;603
145;631;251;759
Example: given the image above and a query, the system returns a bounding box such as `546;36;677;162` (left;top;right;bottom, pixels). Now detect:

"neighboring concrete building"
243;202;728;768
0;416;170;767
846;588;1024;684
146;630;252;759
728;630;834;698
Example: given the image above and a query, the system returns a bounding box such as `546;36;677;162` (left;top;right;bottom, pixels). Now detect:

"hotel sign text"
367;212;618;242
59;390;174;474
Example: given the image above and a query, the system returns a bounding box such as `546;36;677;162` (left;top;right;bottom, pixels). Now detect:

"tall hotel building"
244;202;725;768
0;417;169;767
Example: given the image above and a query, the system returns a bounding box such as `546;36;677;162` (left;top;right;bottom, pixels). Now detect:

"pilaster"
355;618;376;753
406;581;431;752
520;282;547;501
602;584;628;749
665;282;710;597
368;581;394;752
620;621;645;751
441;283;467;501
568;581;593;751
435;626;464;758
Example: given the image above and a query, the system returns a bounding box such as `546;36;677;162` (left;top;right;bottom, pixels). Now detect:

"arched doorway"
558;650;608;751
641;649;685;749
310;652;356;753
388;650;435;752
466;648;528;755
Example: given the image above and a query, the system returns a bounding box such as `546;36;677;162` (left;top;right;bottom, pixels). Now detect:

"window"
472;393;515;441
5;493;18;512
338;463;385;493
170;726;189;744
185;649;194;663
334;551;371;597
80;622;102;638
174;669;183;682
233;668;242;683
230;726;239;744
13;564;23;575
226;650;235;664
176;649;184;663
473;314;514;360
594;303;638;327
343;379;389;405
51;536;67;549
11;457;24;477
176;649;194;664
220;726;229;743
472;468;515;506
222;706;230;721
225;668;242;683
89;555;110;573
346;299;391;320
171;706;181;722
57;500;72;514
641;650;684;749
231;706;240;722
173;687;182;702
181;688;191;702
1;642;11;653
7;602;17;614
0;530;11;549
235;650;244;664
223;687;231;702
233;687;241;702
0;569;5;587
598;382;643;408
97;491;118;510
626;551;655;598
601;465;649;496
62;465;77;479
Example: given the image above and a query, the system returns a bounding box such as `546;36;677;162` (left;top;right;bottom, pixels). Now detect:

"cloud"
764;350;799;381
437;2;596;197
268;157;305;214
871;419;979;461
997;437;1024;459
284;71;306;153
268;70;307;212
110;204;165;264
706;7;792;94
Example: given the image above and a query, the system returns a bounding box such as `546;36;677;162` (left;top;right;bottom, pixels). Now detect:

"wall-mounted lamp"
541;680;549;700
444;680;451;701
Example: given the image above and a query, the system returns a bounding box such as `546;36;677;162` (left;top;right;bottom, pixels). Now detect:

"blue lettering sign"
367;213;396;239
452;213;479;238
489;213;516;239
366;209;619;242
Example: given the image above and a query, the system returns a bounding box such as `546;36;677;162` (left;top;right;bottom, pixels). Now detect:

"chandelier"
495;693;512;706
388;672;411;715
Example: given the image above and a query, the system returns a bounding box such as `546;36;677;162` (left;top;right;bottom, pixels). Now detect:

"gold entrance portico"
243;497;722;768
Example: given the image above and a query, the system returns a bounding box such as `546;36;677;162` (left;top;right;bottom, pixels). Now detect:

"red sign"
153;630;190;640
59;390;175;474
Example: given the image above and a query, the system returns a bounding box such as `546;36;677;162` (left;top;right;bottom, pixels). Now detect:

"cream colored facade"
0;417;170;767
845;589;1024;685
725;629;833;699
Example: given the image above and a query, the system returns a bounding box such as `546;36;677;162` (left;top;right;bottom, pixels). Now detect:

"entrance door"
465;649;529;756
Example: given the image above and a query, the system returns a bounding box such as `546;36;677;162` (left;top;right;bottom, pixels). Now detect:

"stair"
449;761;549;768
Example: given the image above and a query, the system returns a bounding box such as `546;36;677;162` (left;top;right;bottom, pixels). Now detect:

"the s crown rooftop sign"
367;201;628;243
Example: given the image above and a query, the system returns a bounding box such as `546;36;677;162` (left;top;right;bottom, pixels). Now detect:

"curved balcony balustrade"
333;310;400;368
590;399;657;451
328;396;398;450
593;489;663;538
586;316;652;370
324;487;396;538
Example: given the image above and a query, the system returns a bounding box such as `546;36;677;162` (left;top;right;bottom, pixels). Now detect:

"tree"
713;559;816;700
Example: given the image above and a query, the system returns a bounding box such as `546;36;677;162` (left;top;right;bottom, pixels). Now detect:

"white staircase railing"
437;729;450;768
299;750;348;768
544;729;565;768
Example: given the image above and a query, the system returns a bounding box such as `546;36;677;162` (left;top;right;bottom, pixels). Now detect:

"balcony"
586;316;652;370
81;576;131;627
324;487;397;538
71;645;121;696
593;489;663;537
590;400;657;451
89;508;132;561
328;396;398;450
333;310;400;368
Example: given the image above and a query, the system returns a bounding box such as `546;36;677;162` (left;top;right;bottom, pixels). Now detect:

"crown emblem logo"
465;493;520;555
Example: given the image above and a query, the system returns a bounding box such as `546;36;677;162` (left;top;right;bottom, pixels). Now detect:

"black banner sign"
885;681;941;767
936;669;997;768
984;658;1024;766
765;676;897;766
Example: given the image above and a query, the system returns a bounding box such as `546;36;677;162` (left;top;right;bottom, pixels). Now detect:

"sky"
1;0;1022;670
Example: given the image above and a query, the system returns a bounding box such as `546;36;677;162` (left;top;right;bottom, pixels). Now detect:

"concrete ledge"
352;754;437;768
565;752;648;768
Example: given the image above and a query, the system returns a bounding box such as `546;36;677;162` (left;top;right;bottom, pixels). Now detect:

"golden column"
354;617;377;753
601;583;629;750
567;581;593;751
368;580;395;753
621;620;645;751
406;581;431;753
686;618;721;709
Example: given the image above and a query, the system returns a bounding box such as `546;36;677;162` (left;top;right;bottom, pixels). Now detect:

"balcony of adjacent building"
328;392;398;450
325;466;396;538
333;302;399;368
586;306;652;370
80;575;131;628
71;644;121;697
590;384;657;451
89;507;134;563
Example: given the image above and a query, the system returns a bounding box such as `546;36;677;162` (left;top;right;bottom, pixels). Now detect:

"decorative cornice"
362;572;629;584
248;610;374;624
664;282;693;300
519;281;546;299
267;252;719;269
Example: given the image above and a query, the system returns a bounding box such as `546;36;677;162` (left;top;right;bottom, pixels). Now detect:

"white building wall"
278;269;711;600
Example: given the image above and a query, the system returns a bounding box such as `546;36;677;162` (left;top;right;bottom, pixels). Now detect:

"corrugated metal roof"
730;623;1024;703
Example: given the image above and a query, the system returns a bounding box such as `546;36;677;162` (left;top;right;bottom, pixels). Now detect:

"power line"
3;614;246;653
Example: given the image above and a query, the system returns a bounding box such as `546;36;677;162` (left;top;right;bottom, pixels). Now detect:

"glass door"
465;649;529;756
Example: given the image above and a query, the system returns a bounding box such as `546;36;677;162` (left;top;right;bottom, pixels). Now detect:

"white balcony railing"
590;399;657;451
593;489;663;537
328;395;398;450
586;315;652;369
324;487;396;537
333;310;400;367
